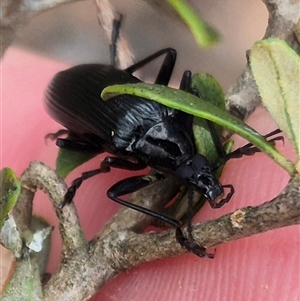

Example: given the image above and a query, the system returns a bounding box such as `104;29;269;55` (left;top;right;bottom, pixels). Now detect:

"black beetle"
45;48;279;258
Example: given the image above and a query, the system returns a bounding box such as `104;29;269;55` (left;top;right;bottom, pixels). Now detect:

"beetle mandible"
45;48;278;258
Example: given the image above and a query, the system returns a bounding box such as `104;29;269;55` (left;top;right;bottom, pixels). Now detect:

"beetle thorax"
132;119;194;171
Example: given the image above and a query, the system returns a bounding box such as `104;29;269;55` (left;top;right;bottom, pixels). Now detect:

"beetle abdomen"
45;63;194;166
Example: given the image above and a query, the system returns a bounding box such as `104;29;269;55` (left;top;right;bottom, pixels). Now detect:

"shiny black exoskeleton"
45;48;269;258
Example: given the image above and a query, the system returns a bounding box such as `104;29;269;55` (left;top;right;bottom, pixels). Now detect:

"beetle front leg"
107;174;182;227
214;129;283;169
177;187;215;258
109;179;214;258
61;157;147;208
208;184;235;209
175;228;215;258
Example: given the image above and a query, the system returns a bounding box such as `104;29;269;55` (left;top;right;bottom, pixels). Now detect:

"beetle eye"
192;155;209;169
176;165;194;180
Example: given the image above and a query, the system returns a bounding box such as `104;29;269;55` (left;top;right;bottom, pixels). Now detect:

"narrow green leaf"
54;132;99;178
0;168;21;229
56;148;98;179
250;38;300;171
102;83;295;175
166;0;220;47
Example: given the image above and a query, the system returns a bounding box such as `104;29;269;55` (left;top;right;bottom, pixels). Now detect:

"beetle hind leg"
107;174;181;227
108;176;214;258
61;156;147;208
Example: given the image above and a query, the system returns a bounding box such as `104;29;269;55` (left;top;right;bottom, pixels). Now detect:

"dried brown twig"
94;0;134;68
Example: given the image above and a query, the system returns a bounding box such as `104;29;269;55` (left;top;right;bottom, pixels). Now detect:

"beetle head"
175;154;232;208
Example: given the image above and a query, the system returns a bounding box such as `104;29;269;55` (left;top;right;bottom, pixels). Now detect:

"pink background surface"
1;47;299;300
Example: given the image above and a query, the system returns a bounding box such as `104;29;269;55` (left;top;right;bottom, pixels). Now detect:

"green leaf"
191;73;226;109
191;73;226;163
166;0;220;47
250;38;300;172
56;148;98;179
0;168;21;230
53;132;99;178
102;83;295;175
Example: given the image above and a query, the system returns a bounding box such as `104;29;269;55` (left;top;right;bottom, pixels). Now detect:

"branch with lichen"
3;160;298;301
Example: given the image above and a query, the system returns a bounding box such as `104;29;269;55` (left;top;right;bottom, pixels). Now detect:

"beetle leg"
62;169;105;208
181;187;215;258
56;138;102;152
61;156;147;207
125;48;177;86
213;129;283;169
208;184;235;209
173;71;194;133
174;187;215;258
107;174;181;228
179;73;226;153
175;228;215;258
109;179;214;258
45;129;69;141
206;120;227;158
179;70;192;91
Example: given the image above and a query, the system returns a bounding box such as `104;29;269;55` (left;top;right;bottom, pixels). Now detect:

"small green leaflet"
102;83;295;175
54;131;98;178
56;147;98;179
250;38;300;173
0;168;21;230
